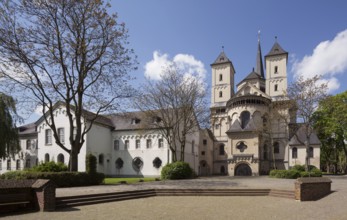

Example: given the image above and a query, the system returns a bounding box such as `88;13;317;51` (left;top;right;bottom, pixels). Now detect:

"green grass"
104;177;159;185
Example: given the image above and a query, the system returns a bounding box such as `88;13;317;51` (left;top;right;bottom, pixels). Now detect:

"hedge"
0;171;104;187
269;167;322;179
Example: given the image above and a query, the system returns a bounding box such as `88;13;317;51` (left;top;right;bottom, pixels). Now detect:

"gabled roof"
211;51;232;65
237;69;264;87
289;124;321;146
243;119;257;131
227;120;242;132
265;41;288;57
233;82;270;100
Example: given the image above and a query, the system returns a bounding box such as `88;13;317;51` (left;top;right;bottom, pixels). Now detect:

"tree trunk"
180;143;185;162
69;150;79;171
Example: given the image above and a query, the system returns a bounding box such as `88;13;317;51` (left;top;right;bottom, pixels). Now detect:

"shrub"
30;161;68;172
86;153;97;174
161;161;194;180
269;169;300;179
300;168;322;177
0;171;105;187
292;165;305;172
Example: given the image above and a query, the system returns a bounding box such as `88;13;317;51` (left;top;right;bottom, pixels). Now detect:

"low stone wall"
0;179;56;213
295;177;332;201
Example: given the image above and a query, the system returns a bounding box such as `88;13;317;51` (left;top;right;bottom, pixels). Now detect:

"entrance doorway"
235;163;252;176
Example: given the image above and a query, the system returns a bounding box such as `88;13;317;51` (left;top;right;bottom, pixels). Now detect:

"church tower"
265;38;288;99
210;50;235;109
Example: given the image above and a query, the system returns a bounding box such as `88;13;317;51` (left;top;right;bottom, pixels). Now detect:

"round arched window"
240;111;250;129
153;157;162;168
115;158;124;169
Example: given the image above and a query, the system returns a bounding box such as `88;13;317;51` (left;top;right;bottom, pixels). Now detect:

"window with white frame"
26;140;31;150
136;139;140;149
58;128;65;143
158;139;164;148
45;153;50;162
125;140;129;149
146;139;152;149
7;159;11;170
45;129;52;145
16;159;21;170
114;140;119;150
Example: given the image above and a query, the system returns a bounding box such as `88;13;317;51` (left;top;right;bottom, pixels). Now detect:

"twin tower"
211;37;288;109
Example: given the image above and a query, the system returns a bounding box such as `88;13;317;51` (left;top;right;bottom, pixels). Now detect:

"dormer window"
152;116;162;123
131;118;141;124
220;57;224;61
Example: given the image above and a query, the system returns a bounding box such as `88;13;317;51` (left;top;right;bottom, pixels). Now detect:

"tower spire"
256;31;265;79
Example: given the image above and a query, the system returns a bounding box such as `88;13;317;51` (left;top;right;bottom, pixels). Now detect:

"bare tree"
0;0;137;171
287;75;328;171
134;65;208;162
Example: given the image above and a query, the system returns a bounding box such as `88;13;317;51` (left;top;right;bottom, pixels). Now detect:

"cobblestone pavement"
2;175;347;220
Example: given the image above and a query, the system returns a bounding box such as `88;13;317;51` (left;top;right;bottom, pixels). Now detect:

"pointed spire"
256;31;265;79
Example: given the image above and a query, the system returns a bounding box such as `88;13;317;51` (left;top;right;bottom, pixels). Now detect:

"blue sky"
24;0;347;124
111;0;347;94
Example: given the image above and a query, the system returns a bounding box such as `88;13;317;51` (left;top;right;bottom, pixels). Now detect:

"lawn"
104;177;159;185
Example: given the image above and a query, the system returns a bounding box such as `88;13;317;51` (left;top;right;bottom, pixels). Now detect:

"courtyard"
2;176;347;220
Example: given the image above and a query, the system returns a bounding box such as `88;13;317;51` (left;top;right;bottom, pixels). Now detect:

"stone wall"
295;177;332;201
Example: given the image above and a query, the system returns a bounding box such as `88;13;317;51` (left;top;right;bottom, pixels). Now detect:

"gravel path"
2;176;347;220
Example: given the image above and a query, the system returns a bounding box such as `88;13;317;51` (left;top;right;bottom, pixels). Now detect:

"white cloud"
292;29;347;92
144;51;207;80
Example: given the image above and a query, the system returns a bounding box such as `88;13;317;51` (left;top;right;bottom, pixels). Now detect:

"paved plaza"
2;176;347;220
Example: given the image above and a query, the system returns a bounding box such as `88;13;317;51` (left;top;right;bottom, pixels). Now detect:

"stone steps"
56;189;156;209
269;189;295;199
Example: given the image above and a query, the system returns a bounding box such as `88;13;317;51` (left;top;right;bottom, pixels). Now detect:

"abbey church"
205;38;321;176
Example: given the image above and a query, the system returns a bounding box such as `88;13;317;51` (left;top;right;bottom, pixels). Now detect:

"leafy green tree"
0;0;137;171
0;93;20;159
313;91;347;173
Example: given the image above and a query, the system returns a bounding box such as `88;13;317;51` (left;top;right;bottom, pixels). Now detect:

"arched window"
45;153;50;162
26;140;31;149
219;91;223;97
292;147;298;159
240;111;250;129
274;66;278;73
153;157;162;168
99;154;104;165
16;159;21;170
309;147;314;158
132;157;143;172
57;154;65;164
219;144;225;155
219;74;223;81
273;142;280;154
115;158;124;169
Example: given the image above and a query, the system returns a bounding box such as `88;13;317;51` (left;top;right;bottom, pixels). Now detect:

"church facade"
207;38;320;176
